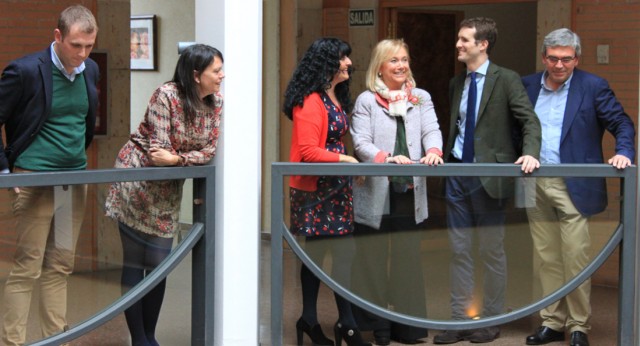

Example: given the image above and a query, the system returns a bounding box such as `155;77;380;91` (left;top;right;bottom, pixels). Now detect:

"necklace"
325;89;341;109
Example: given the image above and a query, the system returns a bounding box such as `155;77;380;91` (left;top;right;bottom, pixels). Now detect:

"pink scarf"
374;77;413;117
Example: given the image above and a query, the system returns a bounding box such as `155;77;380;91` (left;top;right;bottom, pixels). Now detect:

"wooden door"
394;10;463;143
391;10;463;224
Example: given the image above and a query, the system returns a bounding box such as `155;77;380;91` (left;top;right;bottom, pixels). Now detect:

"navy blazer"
0;46;99;171
522;69;636;216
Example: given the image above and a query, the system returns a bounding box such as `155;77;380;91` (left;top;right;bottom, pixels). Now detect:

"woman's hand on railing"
419;152;443;166
149;148;180;166
386;155;412;164
339;154;359;164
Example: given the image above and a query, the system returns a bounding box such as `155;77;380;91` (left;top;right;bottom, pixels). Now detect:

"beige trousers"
2;182;87;346
526;177;591;334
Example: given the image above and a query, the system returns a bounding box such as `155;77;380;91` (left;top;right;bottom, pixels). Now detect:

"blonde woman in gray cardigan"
349;39;443;345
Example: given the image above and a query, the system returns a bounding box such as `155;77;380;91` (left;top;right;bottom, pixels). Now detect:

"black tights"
119;222;173;346
300;264;357;328
300;235;357;328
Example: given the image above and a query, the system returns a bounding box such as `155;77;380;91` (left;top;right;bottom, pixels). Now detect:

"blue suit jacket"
522;69;636;216
0;46;99;171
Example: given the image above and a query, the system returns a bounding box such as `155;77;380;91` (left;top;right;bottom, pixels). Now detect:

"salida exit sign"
349;9;374;27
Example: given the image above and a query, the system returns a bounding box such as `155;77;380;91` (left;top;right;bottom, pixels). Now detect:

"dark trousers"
445;176;506;319
351;189;428;340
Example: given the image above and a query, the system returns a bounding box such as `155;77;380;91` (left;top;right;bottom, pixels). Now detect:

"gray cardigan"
350;88;443;229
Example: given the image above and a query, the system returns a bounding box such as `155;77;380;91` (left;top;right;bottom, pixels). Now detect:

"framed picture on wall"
130;15;157;71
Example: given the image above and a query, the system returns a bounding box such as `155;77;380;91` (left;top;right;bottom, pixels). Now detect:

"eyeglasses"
545;55;576;64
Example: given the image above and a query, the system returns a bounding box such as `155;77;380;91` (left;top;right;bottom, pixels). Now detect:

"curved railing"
0;166;216;346
270;163;637;345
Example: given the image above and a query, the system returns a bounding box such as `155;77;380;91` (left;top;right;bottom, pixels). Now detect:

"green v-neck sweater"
15;65;88;170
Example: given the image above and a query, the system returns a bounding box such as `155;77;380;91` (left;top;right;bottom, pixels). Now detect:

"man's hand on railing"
1;169;20;193
608;154;632;170
514;155;540;174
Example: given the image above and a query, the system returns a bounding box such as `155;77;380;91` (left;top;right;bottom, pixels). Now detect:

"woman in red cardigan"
282;38;368;346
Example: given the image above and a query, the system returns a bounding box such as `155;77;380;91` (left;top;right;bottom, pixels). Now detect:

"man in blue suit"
522;28;635;346
0;5;99;345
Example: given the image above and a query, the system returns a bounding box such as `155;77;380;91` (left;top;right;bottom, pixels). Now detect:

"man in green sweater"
0;5;99;345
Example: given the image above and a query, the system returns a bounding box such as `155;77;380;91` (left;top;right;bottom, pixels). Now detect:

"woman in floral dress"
283;38;370;346
105;44;223;346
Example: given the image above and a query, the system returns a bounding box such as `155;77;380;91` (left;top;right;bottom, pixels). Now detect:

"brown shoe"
467;327;500;343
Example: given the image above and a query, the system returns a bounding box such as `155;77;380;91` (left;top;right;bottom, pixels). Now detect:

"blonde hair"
365;39;415;91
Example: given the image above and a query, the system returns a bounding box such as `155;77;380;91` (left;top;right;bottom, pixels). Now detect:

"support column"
195;1;262;345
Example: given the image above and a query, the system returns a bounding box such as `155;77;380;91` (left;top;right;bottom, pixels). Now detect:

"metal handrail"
32;223;204;346
0;166;213;188
270;163;637;345
0;166;216;345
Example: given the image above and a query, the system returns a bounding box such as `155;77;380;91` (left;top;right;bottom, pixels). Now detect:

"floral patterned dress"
105;82;222;238
290;92;353;237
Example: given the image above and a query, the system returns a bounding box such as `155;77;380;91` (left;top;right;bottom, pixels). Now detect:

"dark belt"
448;156;462;163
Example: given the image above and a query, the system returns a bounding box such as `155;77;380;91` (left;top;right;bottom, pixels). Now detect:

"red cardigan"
289;93;340;191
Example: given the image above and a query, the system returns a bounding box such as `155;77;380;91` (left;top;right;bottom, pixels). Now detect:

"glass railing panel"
280;172;621;343
0;180;193;345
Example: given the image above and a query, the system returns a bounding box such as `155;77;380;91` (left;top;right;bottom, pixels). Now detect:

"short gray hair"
541;28;581;57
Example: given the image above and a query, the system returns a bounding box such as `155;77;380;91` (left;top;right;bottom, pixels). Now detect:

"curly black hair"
282;38;353;119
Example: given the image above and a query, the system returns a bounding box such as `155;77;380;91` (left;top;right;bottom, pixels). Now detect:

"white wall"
130;0;195;129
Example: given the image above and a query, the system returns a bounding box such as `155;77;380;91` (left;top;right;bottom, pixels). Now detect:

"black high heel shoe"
296;317;334;346
333;322;371;346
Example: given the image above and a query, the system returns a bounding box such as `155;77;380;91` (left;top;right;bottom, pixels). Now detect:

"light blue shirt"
50;42;86;82
535;72;573;164
452;60;490;161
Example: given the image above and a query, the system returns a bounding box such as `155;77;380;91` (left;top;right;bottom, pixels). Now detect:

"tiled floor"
4;236;620;345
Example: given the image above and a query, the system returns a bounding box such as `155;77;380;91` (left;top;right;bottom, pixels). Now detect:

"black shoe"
373;329;390;345
391;336;423;344
390;336;423;344
526;326;565;345
570;331;589;346
334;322;371;346
467;327;500;343
296;317;334;346
433;330;473;344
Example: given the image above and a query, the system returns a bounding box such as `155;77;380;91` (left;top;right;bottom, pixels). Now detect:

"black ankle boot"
333;322;371;346
296;317;334;345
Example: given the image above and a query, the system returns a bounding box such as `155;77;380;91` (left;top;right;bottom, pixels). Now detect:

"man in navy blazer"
522;29;635;346
0;5;99;345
